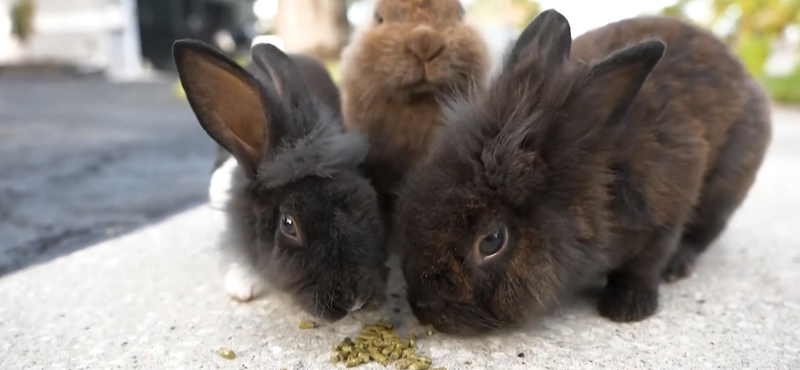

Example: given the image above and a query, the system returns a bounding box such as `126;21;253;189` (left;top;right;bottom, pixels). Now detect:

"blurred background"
0;0;798;276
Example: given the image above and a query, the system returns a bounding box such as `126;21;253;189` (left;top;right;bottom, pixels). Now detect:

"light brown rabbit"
339;0;491;226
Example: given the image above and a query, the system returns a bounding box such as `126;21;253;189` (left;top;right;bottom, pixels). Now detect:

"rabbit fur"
175;40;388;321
394;10;772;334
339;0;491;229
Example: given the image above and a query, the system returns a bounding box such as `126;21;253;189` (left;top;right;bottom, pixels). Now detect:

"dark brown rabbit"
339;0;490;227
395;10;772;334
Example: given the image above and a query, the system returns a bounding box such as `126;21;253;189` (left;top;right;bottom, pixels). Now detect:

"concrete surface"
1;109;799;370
0;76;214;276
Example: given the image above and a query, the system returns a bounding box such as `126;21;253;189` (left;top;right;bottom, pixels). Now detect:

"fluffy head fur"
339;0;491;227
342;0;487;98
396;10;771;334
174;40;387;321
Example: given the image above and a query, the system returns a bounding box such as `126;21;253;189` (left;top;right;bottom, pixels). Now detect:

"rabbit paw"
598;284;658;322
661;247;697;283
224;263;266;302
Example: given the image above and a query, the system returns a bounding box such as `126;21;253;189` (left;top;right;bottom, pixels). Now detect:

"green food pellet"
328;320;444;369
356;334;374;342
376;320;393;330
409;363;431;370
345;357;361;368
217;348;235;359
370;351;388;363
298;320;316;329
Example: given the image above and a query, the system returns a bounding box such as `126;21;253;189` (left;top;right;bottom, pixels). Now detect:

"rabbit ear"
573;40;666;140
173;39;275;178
251;43;319;134
506;9;572;71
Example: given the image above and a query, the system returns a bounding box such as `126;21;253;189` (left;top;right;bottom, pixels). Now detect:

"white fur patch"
224;262;267;302
348;299;366;312
208;157;238;210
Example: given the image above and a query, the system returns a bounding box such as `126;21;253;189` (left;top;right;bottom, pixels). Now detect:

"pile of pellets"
328;320;444;370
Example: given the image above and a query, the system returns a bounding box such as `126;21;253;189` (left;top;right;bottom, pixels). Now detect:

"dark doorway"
136;0;254;71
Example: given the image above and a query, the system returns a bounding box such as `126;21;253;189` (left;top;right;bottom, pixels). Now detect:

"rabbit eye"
374;12;384;24
477;226;507;258
280;214;299;240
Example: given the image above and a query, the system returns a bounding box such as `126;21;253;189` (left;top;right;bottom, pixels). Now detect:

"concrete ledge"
0;62;104;78
1;120;799;369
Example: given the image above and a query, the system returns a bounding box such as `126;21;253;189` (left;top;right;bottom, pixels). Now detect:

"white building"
0;0;256;80
0;0;144;79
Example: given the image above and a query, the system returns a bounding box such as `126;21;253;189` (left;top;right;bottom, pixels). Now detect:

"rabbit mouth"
404;76;429;89
403;77;440;94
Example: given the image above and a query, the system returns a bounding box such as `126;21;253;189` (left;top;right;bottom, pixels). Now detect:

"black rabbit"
395;10;772;334
174;40;388;321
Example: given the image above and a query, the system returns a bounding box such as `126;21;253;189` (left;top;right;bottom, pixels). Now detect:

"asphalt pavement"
0;75;215;275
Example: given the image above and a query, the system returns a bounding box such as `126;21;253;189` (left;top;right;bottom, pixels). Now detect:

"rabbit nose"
407;25;446;62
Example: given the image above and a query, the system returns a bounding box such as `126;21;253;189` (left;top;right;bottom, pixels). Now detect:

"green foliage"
661;0;800;77
736;34;772;77
660;0;693;17
11;0;36;44
234;55;249;66
663;0;800;102
324;59;342;85
467;0;541;32
763;68;800;102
